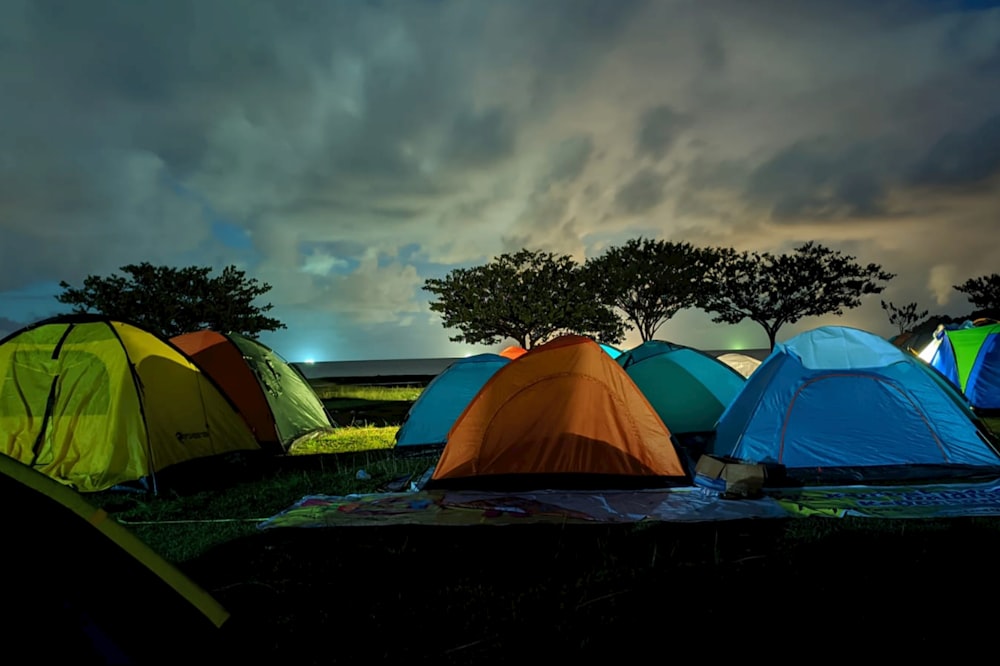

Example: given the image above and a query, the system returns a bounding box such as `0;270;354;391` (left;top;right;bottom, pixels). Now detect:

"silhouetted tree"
56;262;285;338
954;273;1000;321
423;248;624;349
881;300;929;335
584;237;711;341
698;242;896;350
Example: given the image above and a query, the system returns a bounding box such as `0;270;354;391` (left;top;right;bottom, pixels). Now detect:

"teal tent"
394;354;510;452
616;340;746;434
709;326;1000;485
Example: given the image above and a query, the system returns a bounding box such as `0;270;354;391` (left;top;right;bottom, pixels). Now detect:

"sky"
2;0;1000;362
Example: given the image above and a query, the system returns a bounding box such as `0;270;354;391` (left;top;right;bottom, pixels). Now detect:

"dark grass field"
321;396;413;427
182;514;1000;664
167;390;1000;663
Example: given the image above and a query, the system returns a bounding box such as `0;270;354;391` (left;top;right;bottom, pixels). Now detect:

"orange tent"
499;345;527;360
428;334;687;489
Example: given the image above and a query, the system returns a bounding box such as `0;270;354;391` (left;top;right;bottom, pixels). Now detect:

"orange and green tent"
171;330;334;452
0;315;261;493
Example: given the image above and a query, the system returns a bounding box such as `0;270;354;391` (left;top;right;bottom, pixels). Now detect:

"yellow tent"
0;451;231;660
0;315;261;492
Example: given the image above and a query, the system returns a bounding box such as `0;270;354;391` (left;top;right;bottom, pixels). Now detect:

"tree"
583;237;710;341
954;273;1000;320
698;241;896;350
56;262;286;339
423;248;624;349
881;300;929;335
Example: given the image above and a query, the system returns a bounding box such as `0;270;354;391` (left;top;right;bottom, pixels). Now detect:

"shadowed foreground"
181;517;999;664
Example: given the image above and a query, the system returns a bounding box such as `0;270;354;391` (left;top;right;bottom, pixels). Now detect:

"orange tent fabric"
499;345;527;360
429;334;687;489
171;330;278;445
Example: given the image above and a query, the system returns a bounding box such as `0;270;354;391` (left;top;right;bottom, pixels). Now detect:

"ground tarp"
255;477;1000;528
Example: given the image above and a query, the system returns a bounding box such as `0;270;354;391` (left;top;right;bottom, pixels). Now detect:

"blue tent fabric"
709;326;1000;483
966;332;1000;409
394;354;510;449
616;340;746;434
928;325;1000;410
599;343;624;359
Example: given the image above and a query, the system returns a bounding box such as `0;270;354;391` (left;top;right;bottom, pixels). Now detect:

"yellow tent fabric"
0;315;261;492
430;334;687;488
1;451;230;660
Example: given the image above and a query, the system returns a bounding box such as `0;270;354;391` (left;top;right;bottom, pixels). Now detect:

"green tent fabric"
927;323;1000;410
617;340;747;434
171;330;334;452
227;332;334;446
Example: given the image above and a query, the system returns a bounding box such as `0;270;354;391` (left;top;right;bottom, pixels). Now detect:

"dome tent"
171;329;335;452
427;335;687;490
708;326;1000;485
715;352;763;378
0;452;231;662
394;353;510;453
923;322;1000;411
0;315;261;493
616;340;746;435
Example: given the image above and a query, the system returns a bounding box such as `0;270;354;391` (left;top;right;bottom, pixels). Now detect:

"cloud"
444;106;517;168
636;105;690;161
908;113;1000;187
3;0;1000;357
928;264;960;307
615;168;668;215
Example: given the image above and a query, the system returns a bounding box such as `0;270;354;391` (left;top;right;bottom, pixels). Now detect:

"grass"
288;424;400;454
84;385;1000;663
311;383;423;401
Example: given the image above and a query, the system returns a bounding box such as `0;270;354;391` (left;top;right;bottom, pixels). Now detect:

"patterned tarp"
256;478;1000;529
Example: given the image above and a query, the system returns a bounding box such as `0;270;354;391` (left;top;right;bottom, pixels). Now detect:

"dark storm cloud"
615;168;668;215
444;106;517;168
745;139;894;221
544;134;594;186
636;105;690;161
908;113;1000;187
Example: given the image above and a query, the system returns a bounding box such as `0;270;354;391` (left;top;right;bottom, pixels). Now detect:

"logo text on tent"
175;431;210;443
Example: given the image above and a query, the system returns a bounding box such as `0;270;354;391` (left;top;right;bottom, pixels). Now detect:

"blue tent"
925;322;1000;411
599;343;624;359
394;353;510;451
616;340;746;434
708;326;1000;484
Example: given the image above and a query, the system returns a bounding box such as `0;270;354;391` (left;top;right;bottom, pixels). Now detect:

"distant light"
304;358;315;364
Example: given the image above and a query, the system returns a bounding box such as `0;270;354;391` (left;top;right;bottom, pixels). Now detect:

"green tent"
926;323;1000;410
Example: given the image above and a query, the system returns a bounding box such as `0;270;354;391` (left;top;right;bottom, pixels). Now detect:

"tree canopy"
954;273;1000;320
584;237;709;341
56;262;286;339
881;300;929;335
423;248;624;349
698;241;896;350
